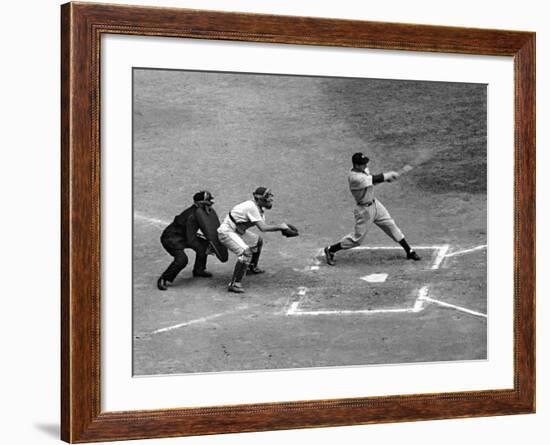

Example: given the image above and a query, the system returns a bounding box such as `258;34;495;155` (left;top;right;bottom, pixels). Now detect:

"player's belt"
228;212;238;225
228;212;252;236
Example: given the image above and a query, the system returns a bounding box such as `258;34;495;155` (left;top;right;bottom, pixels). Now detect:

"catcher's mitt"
281;224;299;238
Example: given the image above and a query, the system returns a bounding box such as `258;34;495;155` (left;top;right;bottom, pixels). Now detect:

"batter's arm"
370;171;399;184
372;173;385;184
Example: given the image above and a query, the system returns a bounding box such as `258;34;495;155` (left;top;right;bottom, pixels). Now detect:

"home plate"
360;273;388;283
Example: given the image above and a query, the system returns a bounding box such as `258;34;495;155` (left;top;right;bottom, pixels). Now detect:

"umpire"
157;191;214;291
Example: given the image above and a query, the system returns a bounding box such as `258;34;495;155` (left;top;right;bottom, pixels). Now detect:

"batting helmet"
352;152;370;165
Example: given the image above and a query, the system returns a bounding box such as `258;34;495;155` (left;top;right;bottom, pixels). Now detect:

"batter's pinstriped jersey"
348;168;375;205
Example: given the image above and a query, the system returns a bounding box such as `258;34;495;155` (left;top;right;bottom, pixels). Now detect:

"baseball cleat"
248;265;265;274
407;251;421;261
324;246;335;266
192;270;213;278
157;277;168;291
228;282;245;293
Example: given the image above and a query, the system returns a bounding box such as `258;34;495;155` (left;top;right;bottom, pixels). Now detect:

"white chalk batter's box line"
352;244;450;270
309;244;450;271
286;285;487;319
287;244;487;319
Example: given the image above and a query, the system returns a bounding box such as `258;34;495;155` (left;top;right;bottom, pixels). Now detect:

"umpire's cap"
352;152;370;165
193;190;214;203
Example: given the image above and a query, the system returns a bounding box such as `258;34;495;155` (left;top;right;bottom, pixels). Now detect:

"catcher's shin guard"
228;260;248;293
229;260;248;285
249;237;264;274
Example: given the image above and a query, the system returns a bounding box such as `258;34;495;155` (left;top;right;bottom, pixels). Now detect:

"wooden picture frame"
61;2;535;442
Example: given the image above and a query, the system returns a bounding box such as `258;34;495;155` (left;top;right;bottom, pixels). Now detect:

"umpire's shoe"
324;246;335;266
157;277;168;291
407;251;421;261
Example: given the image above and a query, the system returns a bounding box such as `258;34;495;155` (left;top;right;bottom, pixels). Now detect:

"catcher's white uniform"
217;200;263;255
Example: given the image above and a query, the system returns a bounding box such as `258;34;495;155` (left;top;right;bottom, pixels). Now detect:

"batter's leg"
374;201;421;260
324;205;373;265
400;239;421;260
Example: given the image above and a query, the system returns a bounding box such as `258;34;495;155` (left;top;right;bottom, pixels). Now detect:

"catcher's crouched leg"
248;237;264;274
228;249;253;293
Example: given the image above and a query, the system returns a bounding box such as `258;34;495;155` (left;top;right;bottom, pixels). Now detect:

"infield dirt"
132;69;487;375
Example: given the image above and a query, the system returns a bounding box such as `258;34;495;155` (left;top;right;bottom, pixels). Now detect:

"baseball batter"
217;187;290;293
324;152;421;265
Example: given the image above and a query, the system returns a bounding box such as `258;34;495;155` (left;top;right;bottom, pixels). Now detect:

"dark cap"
352;152;370;165
253;186;272;197
193;190;214;203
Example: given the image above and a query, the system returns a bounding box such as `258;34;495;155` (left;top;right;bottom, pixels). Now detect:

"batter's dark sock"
328;243;343;253
399;238;412;254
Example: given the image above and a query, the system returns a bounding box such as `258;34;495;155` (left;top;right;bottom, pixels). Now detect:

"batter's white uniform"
339;167;404;249
217;200;264;255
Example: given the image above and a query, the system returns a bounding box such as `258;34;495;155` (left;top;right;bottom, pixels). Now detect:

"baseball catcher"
324;152;421;266
217;187;295;293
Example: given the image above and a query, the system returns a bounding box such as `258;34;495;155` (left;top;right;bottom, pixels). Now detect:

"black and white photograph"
3;0;547;444
132;68;487;376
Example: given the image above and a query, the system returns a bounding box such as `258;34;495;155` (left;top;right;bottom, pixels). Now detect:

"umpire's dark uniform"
159;205;210;283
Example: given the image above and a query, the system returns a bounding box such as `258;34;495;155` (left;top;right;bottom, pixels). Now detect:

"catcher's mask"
193;190;214;212
253;186;274;209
